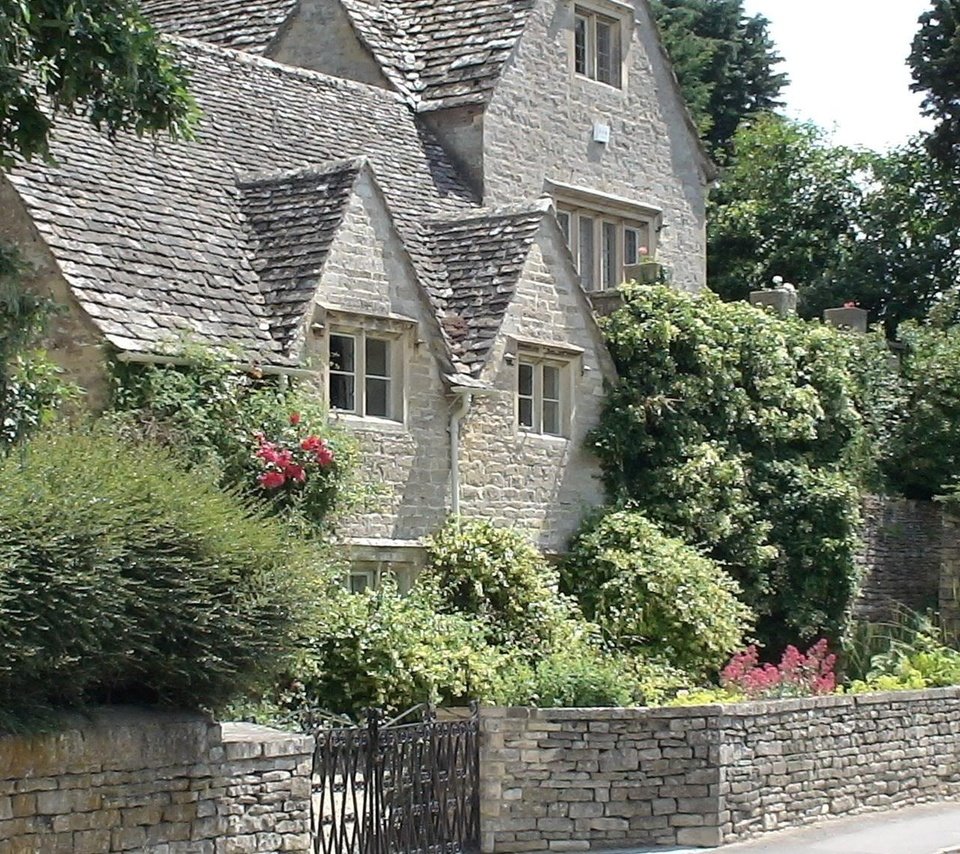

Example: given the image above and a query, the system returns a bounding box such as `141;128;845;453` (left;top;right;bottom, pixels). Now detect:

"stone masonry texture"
0;708;313;854
855;495;945;621
480;689;960;851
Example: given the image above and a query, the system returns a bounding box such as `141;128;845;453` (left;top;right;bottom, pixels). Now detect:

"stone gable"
9;0;711;566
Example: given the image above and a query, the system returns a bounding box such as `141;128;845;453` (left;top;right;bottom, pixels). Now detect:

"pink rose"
259;471;286;490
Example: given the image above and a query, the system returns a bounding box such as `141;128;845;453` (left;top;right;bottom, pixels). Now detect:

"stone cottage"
1;0;713;586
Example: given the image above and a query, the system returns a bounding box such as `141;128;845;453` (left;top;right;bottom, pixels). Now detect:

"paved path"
698;802;960;853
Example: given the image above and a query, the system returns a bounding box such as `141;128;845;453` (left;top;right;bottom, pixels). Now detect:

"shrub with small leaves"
422;518;577;652
0;427;323;728
561;510;754;675
109;350;358;534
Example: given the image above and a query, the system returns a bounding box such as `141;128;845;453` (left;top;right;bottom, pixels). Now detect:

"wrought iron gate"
312;704;480;854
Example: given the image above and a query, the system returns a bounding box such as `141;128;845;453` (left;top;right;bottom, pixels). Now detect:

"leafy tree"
803;138;960;333
910;0;960;166
651;0;787;158
0;0;195;167
707;114;868;307
884;322;960;500
591;285;883;651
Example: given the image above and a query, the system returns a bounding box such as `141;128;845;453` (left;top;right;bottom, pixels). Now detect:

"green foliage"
561;511;753;673
910;0;960;167
421;518;575;651
0;0;196;168
488;626;637;708
0;427;320;726
0;246;75;452
651;0;786;159
109;351;358;534
845;612;960;693
592;286;872;650
292;582;504;717
708;114;868;306
885;323;960;500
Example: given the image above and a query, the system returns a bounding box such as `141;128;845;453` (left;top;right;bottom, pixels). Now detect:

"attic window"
574;6;623;88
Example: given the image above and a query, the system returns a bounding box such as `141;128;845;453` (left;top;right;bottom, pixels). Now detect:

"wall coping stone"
485;686;960;722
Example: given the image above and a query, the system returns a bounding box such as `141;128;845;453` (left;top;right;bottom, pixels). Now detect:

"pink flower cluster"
253;413;335;491
721;639;837;700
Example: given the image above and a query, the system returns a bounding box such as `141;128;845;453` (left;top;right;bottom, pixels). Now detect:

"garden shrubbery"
561;510;753;674
590;286;878;650
109;351;359;534
421;518;576;651
0;427;321;727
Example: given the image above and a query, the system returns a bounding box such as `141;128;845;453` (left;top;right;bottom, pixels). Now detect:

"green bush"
0;427;321;726
561;510;754;674
885;322;960;500
0;253;76;452
489;635;637;708
591;286;874;649
421;518;575;651
109;350;359;534
295;582;505;717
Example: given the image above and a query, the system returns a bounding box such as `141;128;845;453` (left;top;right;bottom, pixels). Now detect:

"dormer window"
574;6;623;88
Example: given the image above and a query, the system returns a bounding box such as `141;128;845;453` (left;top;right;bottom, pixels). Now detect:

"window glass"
329;334;356;412
366;337;389;378
543;364;561;436
366;377;390;418
579;215;595;291
518;362;535;429
330;334;355;373
596;19;613;84
557;210;571;245
602;221;618;289
624;227;639;266
574;15;588;76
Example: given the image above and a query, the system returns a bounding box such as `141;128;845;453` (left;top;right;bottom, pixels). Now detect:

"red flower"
289;412;302;426
259;471;286;490
315;445;335;466
301;436;323;452
284;463;306;483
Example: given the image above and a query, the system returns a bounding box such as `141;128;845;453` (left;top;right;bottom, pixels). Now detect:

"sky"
741;0;934;152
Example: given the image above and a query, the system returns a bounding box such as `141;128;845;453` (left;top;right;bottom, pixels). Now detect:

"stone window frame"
510;337;583;439
549;183;662;292
314;305;417;426
570;0;633;90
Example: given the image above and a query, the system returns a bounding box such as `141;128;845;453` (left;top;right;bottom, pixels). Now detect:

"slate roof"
138;0;299;54
339;0;535;111
139;0;534;112
426;208;545;373
8;38;551;378
239;160;363;346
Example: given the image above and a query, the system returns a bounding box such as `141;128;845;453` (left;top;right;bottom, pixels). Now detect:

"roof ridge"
166;34;411;104
236;157;368;188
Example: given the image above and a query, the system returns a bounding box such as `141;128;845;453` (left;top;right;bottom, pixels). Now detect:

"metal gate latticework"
312;704;480;854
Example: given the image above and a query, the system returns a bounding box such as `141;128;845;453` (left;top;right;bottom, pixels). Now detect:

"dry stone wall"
855;495;945;620
0;709;313;853
480;688;960;851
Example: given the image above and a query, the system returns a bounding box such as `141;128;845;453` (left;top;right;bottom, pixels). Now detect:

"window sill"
330;411;407;433
518;429;571;445
572;74;625;95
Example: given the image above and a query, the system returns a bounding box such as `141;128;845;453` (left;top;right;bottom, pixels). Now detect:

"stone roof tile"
340;0;535;111
8;39;477;365
138;0;299;53
425;207;545;373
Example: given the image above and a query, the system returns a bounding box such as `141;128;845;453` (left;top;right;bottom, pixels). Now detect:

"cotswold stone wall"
855;495;945;620
0;709;313;853
480;689;960;851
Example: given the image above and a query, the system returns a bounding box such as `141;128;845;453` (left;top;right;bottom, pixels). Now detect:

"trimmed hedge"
0;428;320;726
